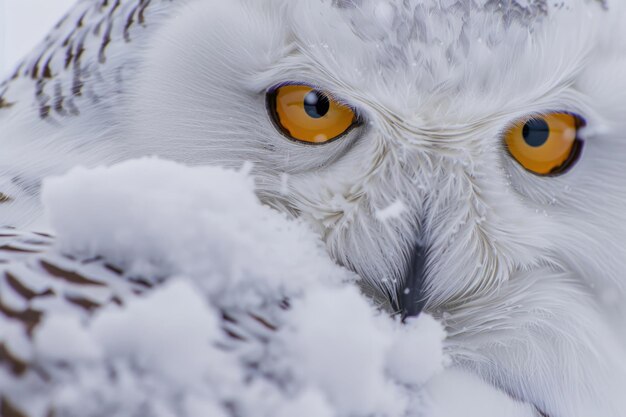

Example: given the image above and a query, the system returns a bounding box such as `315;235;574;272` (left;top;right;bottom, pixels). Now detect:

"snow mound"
2;158;536;417
42;159;349;309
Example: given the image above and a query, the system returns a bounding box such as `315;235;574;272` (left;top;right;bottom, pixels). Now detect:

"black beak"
398;243;427;320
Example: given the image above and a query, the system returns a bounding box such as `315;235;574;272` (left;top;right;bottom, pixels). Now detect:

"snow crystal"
376;199;407;222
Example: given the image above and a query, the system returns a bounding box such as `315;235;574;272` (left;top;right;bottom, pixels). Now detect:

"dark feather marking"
0;299;42;335
0;345;29;377
1;0;162;120
35;80;51;119
93;16;105;36
100;0;123;64
39;104;51;119
74;37;86;64
105;263;124;275
19;240;51;248
5;272;54;301
138;0;152;25
34;79;44;98
10;176;39;197
61;26;77;47
109;0;122;15
42;56;53;79
222;312;238;324
0;245;40;254
65;295;101;312
70;20;88;98
53;82;66;115
0;97;14;110
64;41;75;69
30;51;47;80
128;277;154;289
39;260;106;287
0;398;28;417
124;5;139;41
54;12;70;30
99;20;114;63
223;328;248;342
10;63;24;81
72;34;86;97
76;10;88;28
250;314;278;331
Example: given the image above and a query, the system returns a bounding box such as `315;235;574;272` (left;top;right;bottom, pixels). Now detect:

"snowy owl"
1;0;626;416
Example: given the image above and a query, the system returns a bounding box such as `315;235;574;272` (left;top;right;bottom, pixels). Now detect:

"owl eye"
504;112;585;175
267;84;358;144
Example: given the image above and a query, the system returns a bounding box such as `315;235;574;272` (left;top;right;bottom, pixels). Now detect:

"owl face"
125;0;626;320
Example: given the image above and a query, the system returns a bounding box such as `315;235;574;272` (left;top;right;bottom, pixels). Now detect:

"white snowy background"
0;0;75;77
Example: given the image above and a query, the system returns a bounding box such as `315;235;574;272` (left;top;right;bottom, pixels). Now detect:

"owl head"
116;1;626;414
121;1;625;305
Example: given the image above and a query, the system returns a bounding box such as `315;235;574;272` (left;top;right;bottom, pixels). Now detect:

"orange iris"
505;113;584;175
268;85;357;144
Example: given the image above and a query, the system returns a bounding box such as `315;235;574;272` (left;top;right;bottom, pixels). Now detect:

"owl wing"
0;0;180;122
0;226;277;417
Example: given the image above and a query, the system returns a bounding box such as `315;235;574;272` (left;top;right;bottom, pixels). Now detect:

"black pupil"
304;91;330;119
522;118;550;147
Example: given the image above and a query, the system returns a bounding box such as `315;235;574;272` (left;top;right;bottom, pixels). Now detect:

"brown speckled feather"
0;0;179;122
0;227;278;417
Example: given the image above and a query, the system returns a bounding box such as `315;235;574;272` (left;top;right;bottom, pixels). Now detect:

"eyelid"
267;82;361;117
